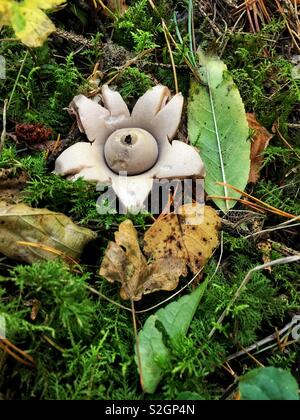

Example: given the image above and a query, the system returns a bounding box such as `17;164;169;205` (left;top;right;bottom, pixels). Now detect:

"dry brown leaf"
247;113;273;183
0;201;96;263
144;205;221;275
0;168;28;203
99;220;183;301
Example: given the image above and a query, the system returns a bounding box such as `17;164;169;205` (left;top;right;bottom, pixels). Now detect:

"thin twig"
95;0;116;19
217;182;299;219
226;317;300;361
0;38;18;42
208;255;300;339
162;22;179;93
88;286;133;312
105;48;155;85
0;99;8;153
274;121;300;161
196;0;223;37
0;336;35;368
242;222;300;240
238;344;265;367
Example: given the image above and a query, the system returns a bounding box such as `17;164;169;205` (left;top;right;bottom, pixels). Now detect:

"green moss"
118;67;153;101
0;41;84;135
0;260;138;400
114;0;169;50
1;226;299;399
0;6;299;401
223;23;300;131
256;178;300;215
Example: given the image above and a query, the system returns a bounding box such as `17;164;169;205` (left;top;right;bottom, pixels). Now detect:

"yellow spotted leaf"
0;0;66;47
144;205;221;275
100;220;183;301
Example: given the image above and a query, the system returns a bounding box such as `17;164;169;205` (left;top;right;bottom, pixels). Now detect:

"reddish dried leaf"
247;113;273;183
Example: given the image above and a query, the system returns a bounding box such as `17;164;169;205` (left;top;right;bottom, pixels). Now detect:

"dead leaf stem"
0;99;7;154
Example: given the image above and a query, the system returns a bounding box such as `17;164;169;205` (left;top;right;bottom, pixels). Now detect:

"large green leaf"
239;367;299;400
188;51;250;212
137;316;169;394
136;279;209;394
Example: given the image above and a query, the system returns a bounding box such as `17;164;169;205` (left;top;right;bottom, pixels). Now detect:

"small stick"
0;336;35;368
217;182;298;219
274;121;300;161
162;22;179;93
95;0;116;18
0;99;8;153
238;344;265;367
226;317;300;361
17;241;80;267
208;255;300;339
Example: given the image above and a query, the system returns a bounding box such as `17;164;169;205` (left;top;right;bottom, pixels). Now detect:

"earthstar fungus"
54;85;204;211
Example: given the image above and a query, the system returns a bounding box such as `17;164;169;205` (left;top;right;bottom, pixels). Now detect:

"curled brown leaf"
99;220;183;301
247;113;273;183
144;205;221;275
100;206;221;301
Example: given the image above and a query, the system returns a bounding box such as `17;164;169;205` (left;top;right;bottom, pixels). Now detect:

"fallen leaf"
137;279;210;393
100;220;183;301
144;205;221;275
0;0;66;47
247;113;273;183
0;201;96;263
188;51;250;212
0;168;28;203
